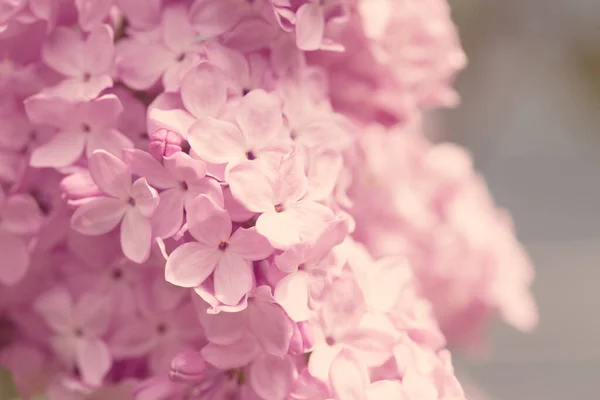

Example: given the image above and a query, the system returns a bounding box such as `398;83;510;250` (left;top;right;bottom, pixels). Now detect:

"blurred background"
434;1;600;399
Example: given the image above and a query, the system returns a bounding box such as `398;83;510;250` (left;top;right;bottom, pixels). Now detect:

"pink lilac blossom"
0;0;536;399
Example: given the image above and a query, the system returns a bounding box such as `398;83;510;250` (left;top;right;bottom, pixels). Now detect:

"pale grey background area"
435;1;600;399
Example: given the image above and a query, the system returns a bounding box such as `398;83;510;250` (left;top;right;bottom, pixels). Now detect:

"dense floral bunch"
0;0;535;399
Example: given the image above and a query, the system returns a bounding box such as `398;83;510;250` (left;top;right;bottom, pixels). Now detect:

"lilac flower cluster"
0;0;536;399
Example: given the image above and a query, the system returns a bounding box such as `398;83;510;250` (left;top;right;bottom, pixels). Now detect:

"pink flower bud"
169;351;208;383
148;128;184;160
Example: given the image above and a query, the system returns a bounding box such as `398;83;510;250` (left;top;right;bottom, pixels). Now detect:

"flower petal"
123;148;176;189
180;64;227;119
248;354;295;400
42;27;85;77
256;201;334;250
33;286;73;335
273;271;311;322
227;160;276;213
88;149;132;199
75;338;112;386
200;334;260;370
214;252;253;306
295;3;324;51
152;188;185;239
228;227;273;260
0;234;30;286
187;194;231;245
329;349;369;400
71;197;126;236
236;89;283;146
187;117;246;164
247;291;294;357
120;208;152;263
2;194;44;235
30;131;86;168
165;242;219;288
131;177;159;218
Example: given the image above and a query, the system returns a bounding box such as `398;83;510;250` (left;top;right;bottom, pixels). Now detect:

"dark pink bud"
148;128;184;160
169;350;208;383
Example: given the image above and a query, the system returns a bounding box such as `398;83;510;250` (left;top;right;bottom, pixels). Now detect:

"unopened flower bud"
149;129;184;160
169;350;208;383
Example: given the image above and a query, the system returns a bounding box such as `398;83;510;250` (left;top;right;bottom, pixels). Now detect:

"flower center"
82;72;91;82
218;242;229;251
128;197;136;206
112;268;123;280
73;327;84;337
274;203;284;213
242;88;250;96
156;323;168;335
81;123;91;133
245;151;256;160
176;53;185;62
325;336;335;346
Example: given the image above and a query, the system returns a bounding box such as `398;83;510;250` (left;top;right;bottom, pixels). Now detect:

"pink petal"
74;292;112;337
247;291;294;357
75;0;113;31
187;194;232;246
163;152;207;184
88;149;132;199
221;17;280;53
274;149;308;204
273;242;310;273
116;39;174;91
123;148;176;189
120;208;153;263
33;286;73;335
84;94;124;130
75;338;112;386
197;304;247;345
214;252;253;306
236;89;283;147
186;178;224;209
340;327;397;367
71;197;127;235
295;3;324;51
256;201;334;249
161;3;196;54
42;27;85;77
273;271;311;322
306;149;343;201
180;64;227;119
329;350;369;400
2;194;44;235
152;188;185;239
110;319;156;358
228;227;273;261
307;343;341;382
200;334;261;369
147;93;196;138
85;128;134;160
131;177;159;218
165;242;219;288
24;94;73;127
189;0;245;37
84;24;115;76
30;131;86;168
366;381;405;400
0;234;30;286
187;117;246;164
226;160;276;213
248;354;295;400
116;0;161;29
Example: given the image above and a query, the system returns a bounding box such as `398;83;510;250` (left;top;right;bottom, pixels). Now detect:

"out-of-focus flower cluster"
0;0;535;399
